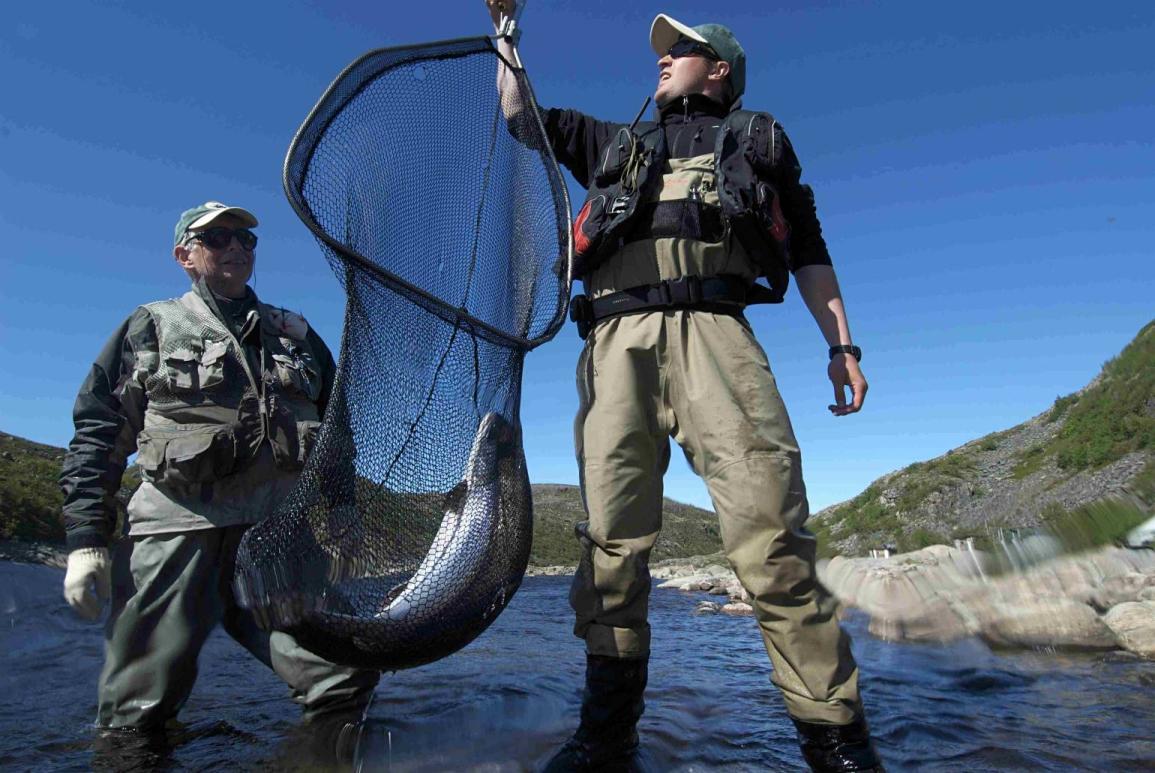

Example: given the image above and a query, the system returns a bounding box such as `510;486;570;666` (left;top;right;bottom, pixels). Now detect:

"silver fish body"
371;411;513;621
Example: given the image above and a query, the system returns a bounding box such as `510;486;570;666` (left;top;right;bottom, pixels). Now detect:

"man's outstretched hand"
828;355;868;416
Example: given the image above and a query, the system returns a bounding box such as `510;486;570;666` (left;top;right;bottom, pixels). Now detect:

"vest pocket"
268;418;322;471
297;420;322;465
163;341;228;393
136;426;238;488
271;352;322;402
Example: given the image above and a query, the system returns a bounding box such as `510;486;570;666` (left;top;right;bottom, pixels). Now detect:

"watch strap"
829;344;862;362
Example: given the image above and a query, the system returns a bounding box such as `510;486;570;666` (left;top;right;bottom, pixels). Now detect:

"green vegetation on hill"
813;320;1155;557
1036;320;1155;471
530;484;721;566
1;431;67;542
808;445;990;557
1;429;724;565
1;431;139;545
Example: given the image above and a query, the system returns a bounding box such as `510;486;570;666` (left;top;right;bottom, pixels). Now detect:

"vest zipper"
195;286;269;443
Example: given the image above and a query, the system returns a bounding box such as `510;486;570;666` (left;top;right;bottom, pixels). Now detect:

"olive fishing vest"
572;109;792;302
134;290;323;493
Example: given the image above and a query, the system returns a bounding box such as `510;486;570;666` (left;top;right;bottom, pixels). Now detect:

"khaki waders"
568;155;862;725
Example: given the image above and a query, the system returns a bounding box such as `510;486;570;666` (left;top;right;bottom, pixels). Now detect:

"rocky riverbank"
653;544;1155;659
0;539;67;568
523;564;575;577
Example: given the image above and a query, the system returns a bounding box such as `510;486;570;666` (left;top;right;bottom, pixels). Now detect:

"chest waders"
558;107;867;769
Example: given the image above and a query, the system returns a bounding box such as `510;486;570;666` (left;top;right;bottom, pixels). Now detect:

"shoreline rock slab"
819;543;1155;653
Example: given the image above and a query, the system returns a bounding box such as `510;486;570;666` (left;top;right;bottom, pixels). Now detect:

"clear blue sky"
2;1;1152;513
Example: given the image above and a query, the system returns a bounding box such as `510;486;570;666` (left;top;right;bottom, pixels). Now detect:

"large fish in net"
233;32;571;671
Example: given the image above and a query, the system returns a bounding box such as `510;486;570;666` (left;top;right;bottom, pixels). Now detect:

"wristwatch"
829;344;862;362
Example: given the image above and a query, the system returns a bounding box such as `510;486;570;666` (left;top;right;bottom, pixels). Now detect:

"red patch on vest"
769;193;789;242
572;200;594;256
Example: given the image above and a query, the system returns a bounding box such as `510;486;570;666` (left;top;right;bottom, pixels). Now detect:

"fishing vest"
134;290;324;493
572;109;792;302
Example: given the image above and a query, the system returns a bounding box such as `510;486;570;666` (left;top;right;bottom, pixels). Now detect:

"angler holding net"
487;2;883;771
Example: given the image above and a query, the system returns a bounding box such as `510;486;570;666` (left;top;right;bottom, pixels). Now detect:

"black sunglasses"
667;38;720;61
186;226;258;250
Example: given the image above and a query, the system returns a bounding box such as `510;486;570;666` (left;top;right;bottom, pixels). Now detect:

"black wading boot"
792;715;884;772
542;654;648;772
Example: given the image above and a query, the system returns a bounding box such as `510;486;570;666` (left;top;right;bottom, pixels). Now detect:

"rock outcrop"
655;543;1155;657
818;544;1155;657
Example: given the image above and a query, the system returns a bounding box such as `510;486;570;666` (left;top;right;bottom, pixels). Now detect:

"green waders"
98;526;379;728
568;155;862;726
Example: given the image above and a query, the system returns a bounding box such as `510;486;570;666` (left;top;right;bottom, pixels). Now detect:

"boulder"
694;601;722;616
721;602;754;616
976;598;1117;650
725;580;750;603
1103;601;1155;658
657;575;708;591
1086;572;1155;612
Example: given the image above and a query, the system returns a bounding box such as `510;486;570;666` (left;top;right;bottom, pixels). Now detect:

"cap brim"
650;13;708;57
187;206;259;230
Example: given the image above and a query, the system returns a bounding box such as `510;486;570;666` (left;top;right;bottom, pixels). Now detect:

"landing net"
234;36;570;670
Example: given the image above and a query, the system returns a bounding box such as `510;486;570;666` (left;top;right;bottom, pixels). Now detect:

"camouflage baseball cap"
650;14;747;100
174;201;259;246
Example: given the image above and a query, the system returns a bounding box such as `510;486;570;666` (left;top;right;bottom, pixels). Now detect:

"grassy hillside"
0;431;68;542
530;484;721;566
1;431;139;544
0;430;722;565
811;320;1155;557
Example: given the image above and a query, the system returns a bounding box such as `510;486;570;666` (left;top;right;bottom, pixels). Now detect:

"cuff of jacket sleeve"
66;531;112;551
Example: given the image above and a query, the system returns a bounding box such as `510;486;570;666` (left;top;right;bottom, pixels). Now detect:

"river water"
2;560;1153;771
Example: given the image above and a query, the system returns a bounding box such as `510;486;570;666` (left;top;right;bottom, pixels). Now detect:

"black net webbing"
233;36;571;671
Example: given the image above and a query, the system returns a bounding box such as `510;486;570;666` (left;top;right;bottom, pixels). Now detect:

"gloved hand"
63;547;111;620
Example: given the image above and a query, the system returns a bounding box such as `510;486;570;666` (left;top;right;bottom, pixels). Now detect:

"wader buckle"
660;276;703;307
569;294;594;340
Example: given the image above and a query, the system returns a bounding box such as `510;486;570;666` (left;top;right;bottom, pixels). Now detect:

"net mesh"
233;36;570;671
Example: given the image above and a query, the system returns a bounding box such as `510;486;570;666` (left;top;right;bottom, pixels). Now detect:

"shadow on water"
4;561;1155;771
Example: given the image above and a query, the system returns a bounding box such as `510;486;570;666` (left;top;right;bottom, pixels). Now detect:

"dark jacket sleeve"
59;308;156;550
769;123;833;271
539;107;622;190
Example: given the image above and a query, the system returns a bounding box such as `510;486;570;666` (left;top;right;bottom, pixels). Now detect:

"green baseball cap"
173;201;259;246
650;14;746;101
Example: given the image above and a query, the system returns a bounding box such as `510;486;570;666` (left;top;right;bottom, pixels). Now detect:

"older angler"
489;4;883;772
59;201;379;748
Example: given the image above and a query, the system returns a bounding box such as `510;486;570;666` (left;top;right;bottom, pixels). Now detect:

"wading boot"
542;654;648;772
792;715;884;772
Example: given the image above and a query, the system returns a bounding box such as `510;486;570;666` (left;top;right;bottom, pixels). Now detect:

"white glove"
63;547;111;621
